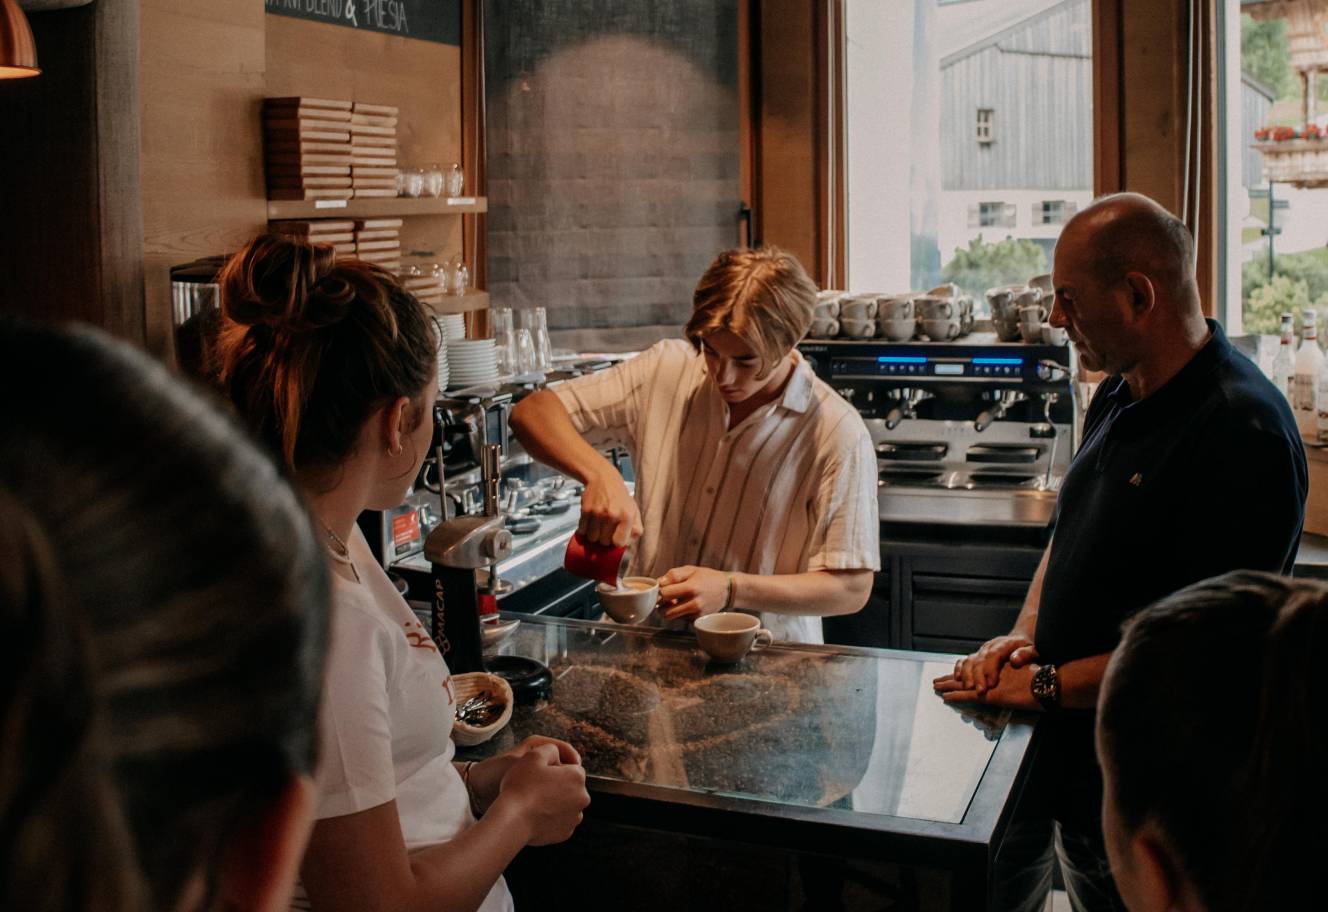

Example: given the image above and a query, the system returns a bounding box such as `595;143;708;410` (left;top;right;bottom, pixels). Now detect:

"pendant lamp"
1;0;40;79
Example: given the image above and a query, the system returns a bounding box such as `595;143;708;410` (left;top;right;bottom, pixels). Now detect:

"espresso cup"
993;318;1022;342
921;318;960;341
814;300;840;320
840;295;878;321
1042;324;1069;346
1029;273;1053;294
694;612;774;663
927;282;960;298
1019;303;1048;326
839;317;876;338
597;576;660;625
879;317;917;341
808;317;840;338
915;295;955;320
877;295;914;320
1014;288;1043;311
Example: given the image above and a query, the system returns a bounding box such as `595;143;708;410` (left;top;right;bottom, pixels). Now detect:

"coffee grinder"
423;443;553;699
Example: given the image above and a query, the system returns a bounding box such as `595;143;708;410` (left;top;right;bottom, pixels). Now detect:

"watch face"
1032;665;1059;704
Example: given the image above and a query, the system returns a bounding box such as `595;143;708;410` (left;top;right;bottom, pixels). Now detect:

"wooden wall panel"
265;16;464;272
0;0;144;343
139;0;267;356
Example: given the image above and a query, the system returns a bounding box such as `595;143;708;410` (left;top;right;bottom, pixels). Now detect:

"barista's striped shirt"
554;339;880;644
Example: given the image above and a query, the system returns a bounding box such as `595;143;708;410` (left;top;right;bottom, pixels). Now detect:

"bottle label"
1294;374;1316;410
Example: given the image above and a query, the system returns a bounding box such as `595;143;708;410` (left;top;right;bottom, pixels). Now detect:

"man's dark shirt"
1032;320;1307;820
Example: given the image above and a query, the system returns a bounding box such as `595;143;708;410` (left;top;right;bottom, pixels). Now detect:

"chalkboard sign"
265;0;461;47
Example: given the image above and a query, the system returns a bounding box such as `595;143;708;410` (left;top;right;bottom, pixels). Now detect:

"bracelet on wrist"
460;760;483;817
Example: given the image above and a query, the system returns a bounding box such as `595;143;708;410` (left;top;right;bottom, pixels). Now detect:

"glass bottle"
1294;308;1323;440
445;162;465;198
1271;311;1294;401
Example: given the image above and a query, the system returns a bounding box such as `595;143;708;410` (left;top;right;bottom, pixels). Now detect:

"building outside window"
977;108;995;143
846;0;1093;304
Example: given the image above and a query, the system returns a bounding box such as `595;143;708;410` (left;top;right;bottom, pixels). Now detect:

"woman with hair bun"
1096;570;1328;911
214;234;589;912
0;319;328;912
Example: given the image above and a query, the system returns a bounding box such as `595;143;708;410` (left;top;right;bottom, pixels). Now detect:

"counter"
462;614;1037;911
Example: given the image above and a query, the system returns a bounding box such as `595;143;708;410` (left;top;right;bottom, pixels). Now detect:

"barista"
509;247;879;643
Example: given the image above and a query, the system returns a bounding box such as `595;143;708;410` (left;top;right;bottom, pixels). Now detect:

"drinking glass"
492;307;516;376
445;162;465;198
423;163;444;198
403;168;425;199
515;327;537;374
517;307;553;371
448;256;470;296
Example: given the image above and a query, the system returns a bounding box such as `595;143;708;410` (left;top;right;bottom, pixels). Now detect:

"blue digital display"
972;357;1024;366
878;356;928;364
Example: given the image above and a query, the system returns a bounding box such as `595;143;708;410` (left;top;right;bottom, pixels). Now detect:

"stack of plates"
433;314;467;392
447;338;499;388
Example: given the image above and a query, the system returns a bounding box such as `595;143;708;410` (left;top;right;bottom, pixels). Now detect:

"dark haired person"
214;235;589;912
1098;571;1328;911
932;193;1308;910
510;247;879;643
0;320;328;912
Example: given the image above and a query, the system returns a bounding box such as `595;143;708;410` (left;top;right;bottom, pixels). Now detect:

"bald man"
933;193;1307;911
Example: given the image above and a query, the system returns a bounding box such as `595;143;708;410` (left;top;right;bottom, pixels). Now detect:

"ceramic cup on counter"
1029;273;1054;296
878;317;917;342
839;317;876;339
915;295;956;321
1041;324;1069;346
927;282;961;298
808;317;840;339
876;295;914;321
694;613;774;663
840;295;878;322
1018;304;1048;342
815;290;842;320
597;576;660;625
920;318;960;342
993;318;1023;342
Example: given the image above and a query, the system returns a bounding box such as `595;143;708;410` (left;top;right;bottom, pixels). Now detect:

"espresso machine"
798;333;1075;531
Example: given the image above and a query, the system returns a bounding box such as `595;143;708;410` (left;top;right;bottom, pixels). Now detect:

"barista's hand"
463;736;581;814
496;744;590;846
657;566;730;620
578;467;642;547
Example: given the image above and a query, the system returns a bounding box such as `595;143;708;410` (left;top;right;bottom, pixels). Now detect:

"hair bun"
219;234;352;334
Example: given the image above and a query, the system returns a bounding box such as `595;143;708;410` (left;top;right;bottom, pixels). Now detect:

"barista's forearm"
1011;541;1051;641
731;569;873;618
509;390;616;485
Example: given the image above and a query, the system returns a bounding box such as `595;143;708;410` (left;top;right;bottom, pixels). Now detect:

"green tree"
1243;273;1328;344
1242;14;1295;101
940;235;1048;300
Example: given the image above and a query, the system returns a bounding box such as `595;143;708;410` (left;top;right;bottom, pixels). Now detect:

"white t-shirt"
290;527;513;912
554;339;880;644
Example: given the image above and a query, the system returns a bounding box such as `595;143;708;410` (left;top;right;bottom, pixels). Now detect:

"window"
846;0;1092;298
977;108;994;144
1218;1;1328;342
969;201;1017;229
1037;199;1076;225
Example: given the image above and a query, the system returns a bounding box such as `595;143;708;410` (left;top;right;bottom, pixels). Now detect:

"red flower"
1255;127;1271;140
1272;126;1297;142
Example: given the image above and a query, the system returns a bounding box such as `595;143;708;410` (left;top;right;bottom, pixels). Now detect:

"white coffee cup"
1042;324;1069;346
877;295;914;320
927;282;960;298
1018;303;1048;326
839;317;876;338
993;318;1022;342
879;317;917;341
915;295;955;320
597;576;659;624
809;317;840;338
1029;273;1053;294
921;318;960;341
840;295;878;321
694;613;774;663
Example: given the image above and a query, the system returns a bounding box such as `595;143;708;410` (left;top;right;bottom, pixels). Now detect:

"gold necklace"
322;522;361;584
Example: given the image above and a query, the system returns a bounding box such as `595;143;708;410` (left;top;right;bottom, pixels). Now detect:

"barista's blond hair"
685;247;817;378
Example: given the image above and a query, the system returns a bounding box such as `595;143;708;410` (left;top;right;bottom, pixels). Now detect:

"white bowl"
451;672;514;746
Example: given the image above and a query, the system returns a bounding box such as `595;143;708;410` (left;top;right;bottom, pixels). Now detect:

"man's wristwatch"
1030;663;1061;711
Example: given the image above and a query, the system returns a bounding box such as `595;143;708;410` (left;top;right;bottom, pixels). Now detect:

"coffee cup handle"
752;629;774;651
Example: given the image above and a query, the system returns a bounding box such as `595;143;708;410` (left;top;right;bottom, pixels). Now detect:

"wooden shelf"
266;196;488;221
424;290;489;314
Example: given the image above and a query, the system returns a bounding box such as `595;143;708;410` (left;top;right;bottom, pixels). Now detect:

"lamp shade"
1;0;40;78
